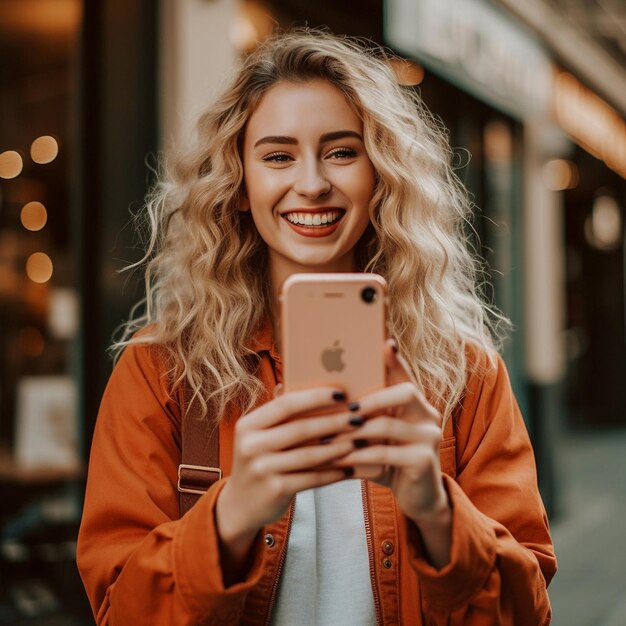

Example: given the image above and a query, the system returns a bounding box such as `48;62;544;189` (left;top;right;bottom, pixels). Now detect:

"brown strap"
178;386;221;516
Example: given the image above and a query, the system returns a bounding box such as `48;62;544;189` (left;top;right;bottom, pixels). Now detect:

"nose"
293;159;331;198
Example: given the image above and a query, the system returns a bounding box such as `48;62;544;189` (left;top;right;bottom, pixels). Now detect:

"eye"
262;152;293;163
326;147;358;160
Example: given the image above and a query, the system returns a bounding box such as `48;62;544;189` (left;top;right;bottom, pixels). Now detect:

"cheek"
243;168;260;203
355;167;377;208
245;170;284;208
248;211;277;250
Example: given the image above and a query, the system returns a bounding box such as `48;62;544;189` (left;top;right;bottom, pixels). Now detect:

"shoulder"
454;341;516;430
109;325;177;405
463;341;503;393
115;324;169;367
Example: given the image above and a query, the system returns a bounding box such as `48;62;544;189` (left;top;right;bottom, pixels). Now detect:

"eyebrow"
253;130;363;148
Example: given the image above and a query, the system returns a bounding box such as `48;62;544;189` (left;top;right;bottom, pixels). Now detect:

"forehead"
244;79;362;140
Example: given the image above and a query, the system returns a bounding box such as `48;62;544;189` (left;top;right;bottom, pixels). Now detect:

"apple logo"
321;340;346;372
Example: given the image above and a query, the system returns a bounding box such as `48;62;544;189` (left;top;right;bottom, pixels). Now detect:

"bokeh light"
542;159;579;191
388;58;425;86
584;194;622;250
26;252;54;283
30;135;59;164
21;201;48;231
0;150;23;179
230;0;274;54
484;120;513;163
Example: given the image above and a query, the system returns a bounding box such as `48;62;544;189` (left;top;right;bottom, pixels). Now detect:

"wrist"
215;484;261;587
216;484;258;548
407;489;452;570
409;489;451;530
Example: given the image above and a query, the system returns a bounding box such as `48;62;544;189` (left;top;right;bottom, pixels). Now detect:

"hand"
216;387;358;547
333;340;449;526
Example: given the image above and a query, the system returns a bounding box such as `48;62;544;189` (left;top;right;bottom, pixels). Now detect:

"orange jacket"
77;328;556;625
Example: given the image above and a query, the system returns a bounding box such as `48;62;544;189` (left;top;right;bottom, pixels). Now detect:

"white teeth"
284;210;342;226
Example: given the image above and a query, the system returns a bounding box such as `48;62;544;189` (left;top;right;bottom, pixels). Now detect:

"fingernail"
390;340;399;353
321;435;335;445
343;467;355;478
353;439;369;449
332;391;347;402
349;415;364;427
347;401;360;412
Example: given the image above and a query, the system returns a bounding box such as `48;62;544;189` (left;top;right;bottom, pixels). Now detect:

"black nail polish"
347;401;360;412
320;435;334;445
349;415;364;427
353;439;369;449
391;341;399;353
332;391;347;402
343;467;355;478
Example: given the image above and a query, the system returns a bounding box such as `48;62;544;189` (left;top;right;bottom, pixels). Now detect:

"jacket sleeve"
400;350;557;625
76;342;266;625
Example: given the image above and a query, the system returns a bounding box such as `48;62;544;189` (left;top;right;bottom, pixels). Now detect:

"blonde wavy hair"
113;29;508;424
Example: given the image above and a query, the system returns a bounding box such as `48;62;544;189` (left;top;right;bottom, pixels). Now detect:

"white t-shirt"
270;479;376;625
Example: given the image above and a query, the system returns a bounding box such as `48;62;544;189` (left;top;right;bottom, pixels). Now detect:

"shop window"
0;1;92;621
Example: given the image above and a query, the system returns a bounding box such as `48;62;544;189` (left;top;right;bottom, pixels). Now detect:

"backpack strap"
178;387;221;516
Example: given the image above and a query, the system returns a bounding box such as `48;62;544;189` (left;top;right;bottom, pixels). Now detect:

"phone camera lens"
361;287;377;303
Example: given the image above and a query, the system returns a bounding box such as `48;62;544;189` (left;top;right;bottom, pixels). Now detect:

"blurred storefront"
551;72;626;428
0;1;87;622
0;1;158;622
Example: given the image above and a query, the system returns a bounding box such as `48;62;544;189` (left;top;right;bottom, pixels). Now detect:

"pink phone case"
280;273;388;400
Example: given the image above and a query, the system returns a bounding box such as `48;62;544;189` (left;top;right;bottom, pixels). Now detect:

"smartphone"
280;273;388;400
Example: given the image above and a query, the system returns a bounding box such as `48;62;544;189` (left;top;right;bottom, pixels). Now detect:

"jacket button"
382;558;392;569
264;533;275;548
381;540;394;555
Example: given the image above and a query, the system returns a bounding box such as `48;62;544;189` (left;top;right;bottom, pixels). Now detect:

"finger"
350;465;388;481
336;416;441;445
356;382;441;425
254;439;354;474
246;411;364;454
333;443;436;468
280;469;350;493
385;338;414;386
241;386;347;430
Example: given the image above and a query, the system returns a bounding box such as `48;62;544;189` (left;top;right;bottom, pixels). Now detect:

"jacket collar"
246;318;281;362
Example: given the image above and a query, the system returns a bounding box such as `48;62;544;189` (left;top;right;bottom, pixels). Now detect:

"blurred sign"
385;0;553;119
15;376;79;470
553;70;626;180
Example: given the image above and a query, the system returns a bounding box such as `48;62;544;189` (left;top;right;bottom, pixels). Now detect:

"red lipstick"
280;209;345;238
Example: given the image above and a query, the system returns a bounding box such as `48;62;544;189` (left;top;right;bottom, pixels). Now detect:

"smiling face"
242;79;377;289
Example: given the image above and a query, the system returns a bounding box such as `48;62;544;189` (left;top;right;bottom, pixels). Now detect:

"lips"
280;208;345;237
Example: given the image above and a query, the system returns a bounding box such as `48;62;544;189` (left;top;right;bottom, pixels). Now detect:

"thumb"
384;338;413;386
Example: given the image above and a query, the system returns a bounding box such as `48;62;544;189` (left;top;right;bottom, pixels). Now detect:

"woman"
77;30;556;625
